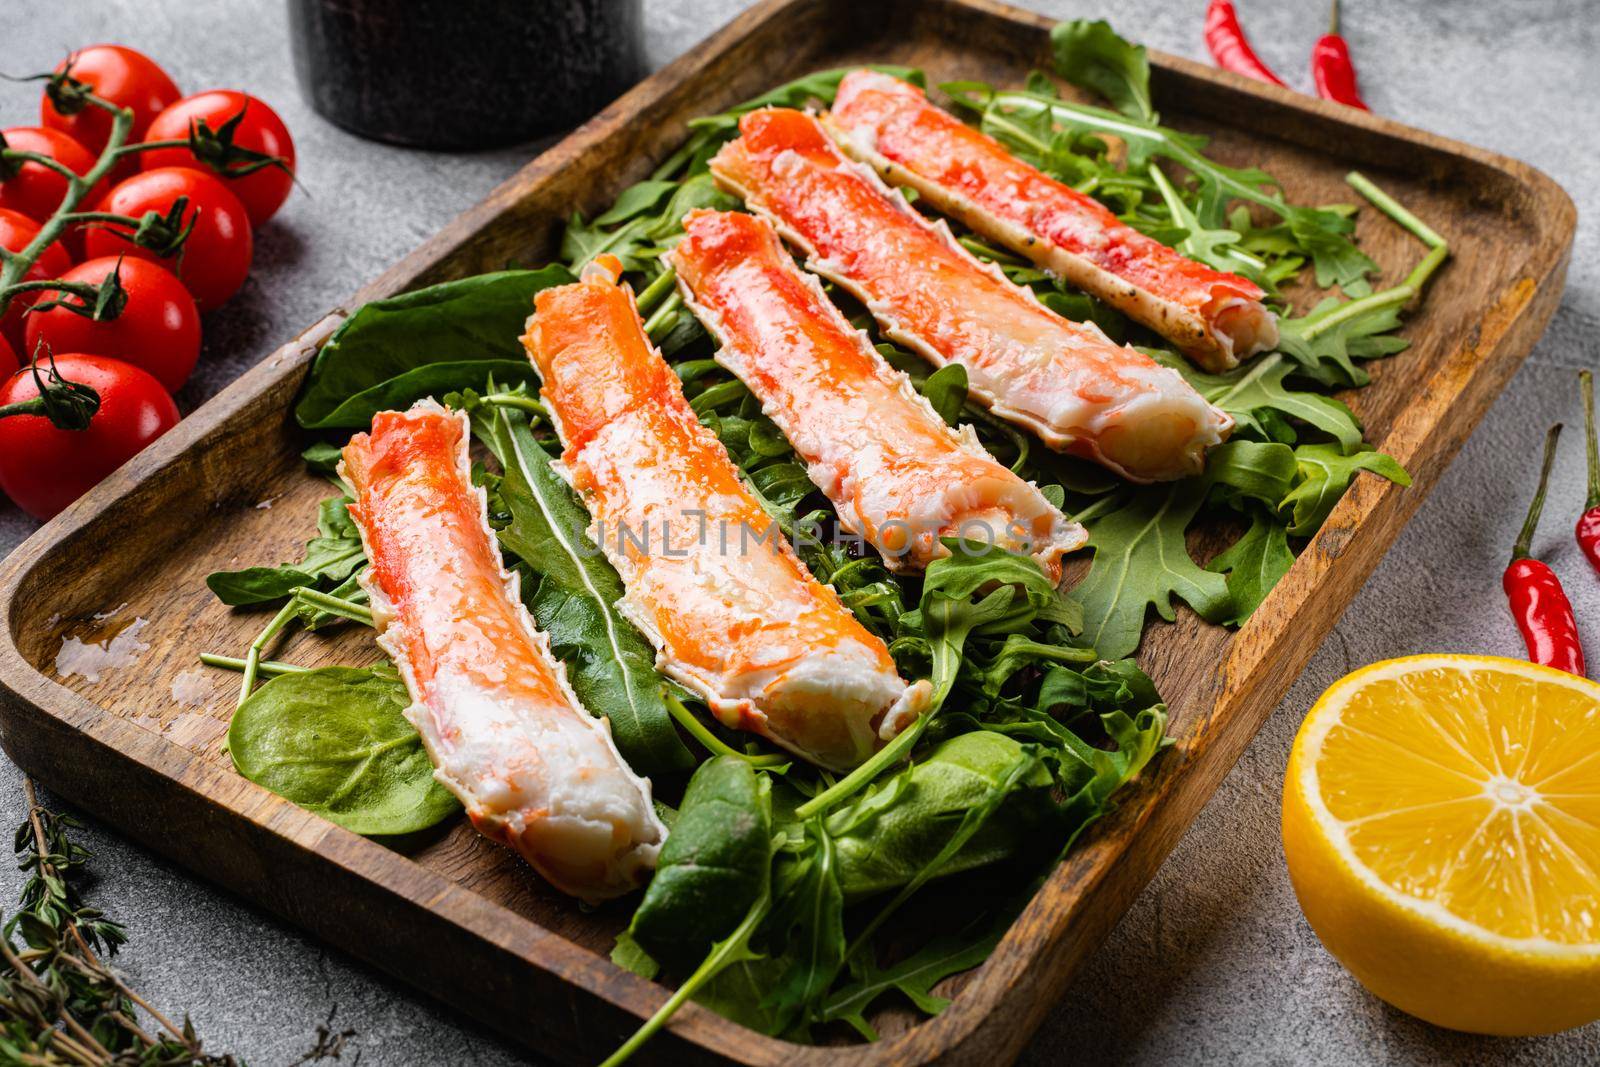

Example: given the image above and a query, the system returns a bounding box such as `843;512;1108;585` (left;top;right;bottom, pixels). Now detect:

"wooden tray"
0;1;1575;1063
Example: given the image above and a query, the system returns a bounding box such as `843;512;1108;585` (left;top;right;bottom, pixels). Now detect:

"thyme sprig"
0;779;238;1066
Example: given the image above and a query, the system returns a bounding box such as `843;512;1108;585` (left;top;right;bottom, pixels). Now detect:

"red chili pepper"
1577;369;1600;576
1504;424;1586;676
1204;0;1288;87
1311;0;1370;110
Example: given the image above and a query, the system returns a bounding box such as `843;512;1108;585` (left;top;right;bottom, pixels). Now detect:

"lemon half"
1283;654;1600;1035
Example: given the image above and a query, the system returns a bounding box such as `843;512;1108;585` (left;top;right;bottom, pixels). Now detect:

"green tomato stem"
0;149;79;184
0;94;133;326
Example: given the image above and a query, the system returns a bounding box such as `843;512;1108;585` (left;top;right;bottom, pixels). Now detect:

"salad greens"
228;665;460;836
199;16;1451;1055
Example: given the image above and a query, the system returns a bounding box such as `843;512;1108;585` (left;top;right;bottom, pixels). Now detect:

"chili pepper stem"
1512;424;1563;562
1581;370;1598;511
1329;0;1341;35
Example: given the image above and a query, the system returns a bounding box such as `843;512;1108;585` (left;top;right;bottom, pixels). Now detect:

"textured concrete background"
4;1;1597;1063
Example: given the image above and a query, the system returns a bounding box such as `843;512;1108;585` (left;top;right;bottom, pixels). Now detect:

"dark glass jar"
287;0;643;149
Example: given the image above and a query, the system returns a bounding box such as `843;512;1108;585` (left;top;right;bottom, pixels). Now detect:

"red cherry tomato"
40;45;181;156
0;208;73;354
24;257;200;393
84;168;253;312
0;353;180;519
0;333;16;374
0;127;108;228
142;91;296;227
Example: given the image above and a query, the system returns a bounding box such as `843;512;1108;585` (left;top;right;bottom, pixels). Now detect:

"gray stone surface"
3;0;1597;1063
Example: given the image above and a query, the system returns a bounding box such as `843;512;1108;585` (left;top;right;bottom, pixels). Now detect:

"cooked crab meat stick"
669;208;1085;580
825;70;1279;372
710;108;1232;483
523;256;930;771
340;400;664;903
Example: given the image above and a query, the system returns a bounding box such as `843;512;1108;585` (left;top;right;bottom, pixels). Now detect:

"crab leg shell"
826;70;1278;372
668;208;1085;582
708;107;1232;484
523;256;930;771
340;400;664;903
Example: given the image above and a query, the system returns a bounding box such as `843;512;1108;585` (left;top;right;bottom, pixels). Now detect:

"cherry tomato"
40;45;181;156
142;91;296;227
0;208;73;354
0;127;108;229
0;353;180;519
24;257;200;392
0;333;16;374
84;167;253;312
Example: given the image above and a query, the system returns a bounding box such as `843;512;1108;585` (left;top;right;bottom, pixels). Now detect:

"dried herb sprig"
0;777;240;1066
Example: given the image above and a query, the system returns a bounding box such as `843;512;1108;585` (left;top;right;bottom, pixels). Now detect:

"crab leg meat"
668;208;1085;581
709;107;1232;483
826;70;1278;372
523;255;930;771
340;400;665;903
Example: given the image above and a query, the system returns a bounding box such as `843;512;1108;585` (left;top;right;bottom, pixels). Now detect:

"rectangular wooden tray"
0;0;1575;1063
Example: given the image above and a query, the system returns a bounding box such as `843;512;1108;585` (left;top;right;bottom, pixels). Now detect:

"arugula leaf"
816;913;1007;1039
1207;506;1295;624
626;757;772;970
490;408;693;774
228;665;461;836
295;267;574;429
1275;294;1411;389
827;731;1056;902
206;495;366;615
1073;477;1227;660
1050;18;1155;123
944;83;1376;288
1154;351;1363;452
1282;444;1410;535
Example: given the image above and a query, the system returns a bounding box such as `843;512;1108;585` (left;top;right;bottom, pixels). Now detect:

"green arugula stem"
662;689;789;769
238;600;298;708
479;392;547;417
598;889;772;1067
237;588;371;706
634;267;678;315
1402;242;1449;294
1345;171;1447;249
957;236;1026;266
643;291;683;341
292;586;374;626
199;652;308;676
794;709;931;821
0;94;131;325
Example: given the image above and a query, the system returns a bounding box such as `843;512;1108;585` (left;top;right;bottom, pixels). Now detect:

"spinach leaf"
626;757;772;971
228;666;460;836
490;408;693;774
1050;18;1155;123
206;495;367;622
295;267;574;429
